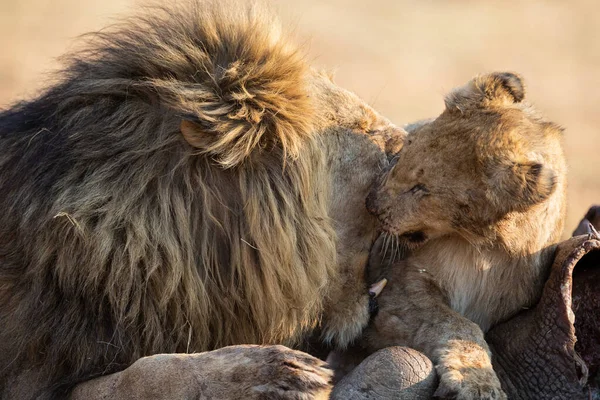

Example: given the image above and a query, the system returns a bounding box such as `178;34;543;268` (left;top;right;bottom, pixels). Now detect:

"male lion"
0;1;403;399
362;72;567;399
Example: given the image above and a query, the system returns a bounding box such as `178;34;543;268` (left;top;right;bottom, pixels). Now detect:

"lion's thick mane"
0;1;337;396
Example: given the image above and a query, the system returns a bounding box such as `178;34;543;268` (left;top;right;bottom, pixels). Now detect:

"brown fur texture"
363;72;567;399
0;1;404;398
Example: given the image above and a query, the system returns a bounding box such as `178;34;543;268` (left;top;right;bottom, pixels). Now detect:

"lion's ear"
445;72;525;111
180;119;211;149
179;117;233;154
486;159;557;213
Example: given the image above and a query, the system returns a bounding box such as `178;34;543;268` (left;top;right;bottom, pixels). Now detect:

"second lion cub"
364;72;566;399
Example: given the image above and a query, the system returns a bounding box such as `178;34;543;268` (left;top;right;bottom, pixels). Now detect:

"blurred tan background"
0;0;598;236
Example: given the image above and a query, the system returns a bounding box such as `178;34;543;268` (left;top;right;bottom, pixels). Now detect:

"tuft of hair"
0;1;335;398
67;0;314;167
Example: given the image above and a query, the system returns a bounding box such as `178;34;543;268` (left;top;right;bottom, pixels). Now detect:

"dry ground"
0;0;598;235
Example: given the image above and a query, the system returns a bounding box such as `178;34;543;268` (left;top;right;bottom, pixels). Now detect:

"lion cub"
364;72;566;399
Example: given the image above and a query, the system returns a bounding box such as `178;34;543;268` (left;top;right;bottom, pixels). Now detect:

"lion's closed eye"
408;184;429;195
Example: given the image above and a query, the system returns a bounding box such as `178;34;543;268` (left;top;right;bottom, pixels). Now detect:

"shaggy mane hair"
0;1;336;397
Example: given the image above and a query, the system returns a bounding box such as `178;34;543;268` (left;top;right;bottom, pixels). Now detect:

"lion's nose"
366;191;379;216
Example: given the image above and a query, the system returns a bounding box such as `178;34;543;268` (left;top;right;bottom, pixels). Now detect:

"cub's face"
367;72;563;250
366;114;483;248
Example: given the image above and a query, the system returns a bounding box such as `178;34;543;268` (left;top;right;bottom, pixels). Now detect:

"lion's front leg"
366;272;506;400
70;345;332;400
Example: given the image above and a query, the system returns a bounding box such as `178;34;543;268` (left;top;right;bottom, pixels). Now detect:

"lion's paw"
434;366;506;400
73;345;332;400
241;345;333;399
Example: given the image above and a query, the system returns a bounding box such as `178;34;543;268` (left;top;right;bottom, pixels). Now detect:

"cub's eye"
409;184;428;194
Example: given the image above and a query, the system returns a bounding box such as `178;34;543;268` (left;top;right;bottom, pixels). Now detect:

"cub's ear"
482;72;525;103
486;160;557;213
445;72;525;112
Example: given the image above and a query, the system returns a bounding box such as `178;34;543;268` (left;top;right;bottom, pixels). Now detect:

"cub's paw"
434;366;506;400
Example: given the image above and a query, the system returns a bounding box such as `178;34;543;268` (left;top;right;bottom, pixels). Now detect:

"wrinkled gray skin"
332;206;600;400
331;347;437;399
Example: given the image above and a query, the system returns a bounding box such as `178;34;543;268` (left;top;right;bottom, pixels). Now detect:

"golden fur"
0;1;404;398
363;72;567;399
